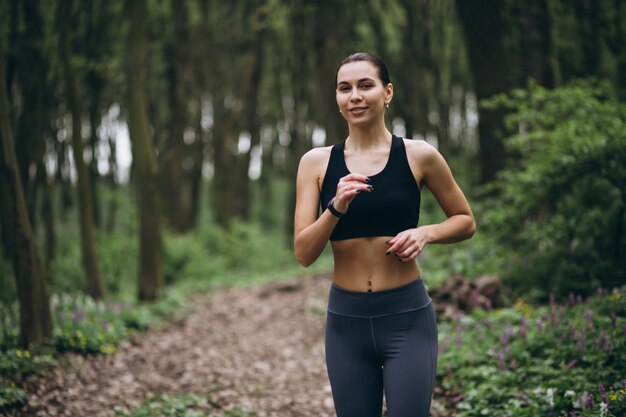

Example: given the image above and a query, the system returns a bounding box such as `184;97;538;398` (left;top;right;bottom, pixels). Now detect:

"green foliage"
0;379;27;412
482;80;626;299
0;348;56;376
437;288;626;417
1;287;186;356
112;393;255;417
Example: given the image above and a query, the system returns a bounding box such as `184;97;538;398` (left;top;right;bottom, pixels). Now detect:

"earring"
385;103;390;108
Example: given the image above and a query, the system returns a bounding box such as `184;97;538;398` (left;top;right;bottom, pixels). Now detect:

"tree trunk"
58;0;105;300
0;49;52;349
235;1;268;221
312;0;348;143
397;0;433;139
127;0;164;301
285;0;313;243
162;0;194;233
455;0;511;183
521;0;556;87
15;0;48;230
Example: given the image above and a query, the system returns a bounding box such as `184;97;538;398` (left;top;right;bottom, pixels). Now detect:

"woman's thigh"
325;313;384;417
378;306;438;417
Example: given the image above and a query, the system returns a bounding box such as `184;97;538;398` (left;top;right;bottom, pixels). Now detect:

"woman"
294;52;475;417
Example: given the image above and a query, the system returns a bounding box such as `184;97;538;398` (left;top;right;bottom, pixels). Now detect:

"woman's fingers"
386;230;426;260
334;175;373;211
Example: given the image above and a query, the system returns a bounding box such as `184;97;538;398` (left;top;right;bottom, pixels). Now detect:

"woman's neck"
346;123;392;151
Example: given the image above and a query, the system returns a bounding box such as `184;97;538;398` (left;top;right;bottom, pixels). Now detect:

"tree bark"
521;0;556;87
312;0;348;144
15;0;48;229
126;0;164;301
235;1;269;221
57;0;105;299
455;0;511;183
162;0;194;233
0;47;53;349
285;0;314;243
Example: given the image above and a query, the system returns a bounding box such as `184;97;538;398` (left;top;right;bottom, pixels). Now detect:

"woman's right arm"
294;149;371;266
293;149;338;267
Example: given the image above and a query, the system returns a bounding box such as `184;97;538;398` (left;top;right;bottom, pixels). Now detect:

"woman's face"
336;61;392;126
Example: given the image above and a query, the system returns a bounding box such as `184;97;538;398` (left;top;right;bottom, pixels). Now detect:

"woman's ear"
385;83;394;105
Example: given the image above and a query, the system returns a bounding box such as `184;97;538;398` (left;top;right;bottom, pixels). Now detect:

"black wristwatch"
327;198;345;218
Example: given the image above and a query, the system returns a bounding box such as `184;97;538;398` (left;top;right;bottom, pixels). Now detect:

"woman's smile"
348;106;368;115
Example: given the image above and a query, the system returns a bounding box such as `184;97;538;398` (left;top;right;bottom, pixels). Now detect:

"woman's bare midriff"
330;236;421;292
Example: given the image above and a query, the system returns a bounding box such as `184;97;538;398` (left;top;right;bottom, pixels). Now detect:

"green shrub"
0;379;27;412
482;80;626;300
0;348;56;377
437;287;626;416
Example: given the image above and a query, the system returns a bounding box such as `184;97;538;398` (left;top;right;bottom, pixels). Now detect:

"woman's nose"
350;88;362;101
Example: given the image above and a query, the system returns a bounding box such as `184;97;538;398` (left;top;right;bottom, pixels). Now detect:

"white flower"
546;388;556;407
564;390;576;398
600;401;609;417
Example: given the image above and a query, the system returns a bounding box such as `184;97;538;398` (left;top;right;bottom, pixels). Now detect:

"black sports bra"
320;135;421;241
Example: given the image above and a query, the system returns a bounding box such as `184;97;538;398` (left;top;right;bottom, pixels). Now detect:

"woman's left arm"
386;142;476;261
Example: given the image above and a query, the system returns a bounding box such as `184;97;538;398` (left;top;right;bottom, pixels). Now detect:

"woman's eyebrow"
336;77;376;87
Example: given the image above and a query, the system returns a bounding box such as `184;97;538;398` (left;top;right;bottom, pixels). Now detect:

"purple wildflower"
598;384;607;403
576;329;586;350
497;350;506;369
518;317;528;340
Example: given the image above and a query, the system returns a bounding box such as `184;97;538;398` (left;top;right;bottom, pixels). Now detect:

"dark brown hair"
335;52;391;86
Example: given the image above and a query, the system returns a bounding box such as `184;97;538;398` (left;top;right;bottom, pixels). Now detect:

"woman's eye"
360;84;373;89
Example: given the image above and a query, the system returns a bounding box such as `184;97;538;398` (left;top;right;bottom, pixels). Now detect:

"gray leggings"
325;279;438;417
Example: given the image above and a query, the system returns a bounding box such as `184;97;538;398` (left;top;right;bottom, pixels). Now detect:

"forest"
1;0;625;416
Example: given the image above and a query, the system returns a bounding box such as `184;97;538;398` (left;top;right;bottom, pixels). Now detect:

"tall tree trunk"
58;0;105;299
0;50;52;349
312;0;348;144
397;0;433;139
162;0;194;233
574;0;602;76
455;0;511;183
15;0;47;229
521;0;556;87
285;0;313;243
127;0;164;301
235;1;268;221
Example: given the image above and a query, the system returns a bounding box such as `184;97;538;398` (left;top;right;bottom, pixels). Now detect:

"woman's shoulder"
401;138;440;164
299;145;333;167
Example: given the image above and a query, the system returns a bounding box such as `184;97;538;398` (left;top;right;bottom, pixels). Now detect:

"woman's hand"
333;173;372;213
385;226;433;262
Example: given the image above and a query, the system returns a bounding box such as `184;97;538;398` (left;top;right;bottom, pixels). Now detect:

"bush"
437;287;626;417
482;80;626;300
0;380;27;412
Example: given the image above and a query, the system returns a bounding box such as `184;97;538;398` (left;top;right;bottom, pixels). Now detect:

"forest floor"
7;274;451;417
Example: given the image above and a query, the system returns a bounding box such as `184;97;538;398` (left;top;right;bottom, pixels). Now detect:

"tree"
161;0;195;233
57;0;105;299
455;0;512;183
126;0;164;301
0;45;52;349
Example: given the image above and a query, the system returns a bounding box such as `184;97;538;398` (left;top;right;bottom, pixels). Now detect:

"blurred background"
2;0;626;343
1;0;625;415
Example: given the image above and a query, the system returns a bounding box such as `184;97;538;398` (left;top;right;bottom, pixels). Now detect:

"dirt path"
9;274;450;417
11;274;334;417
